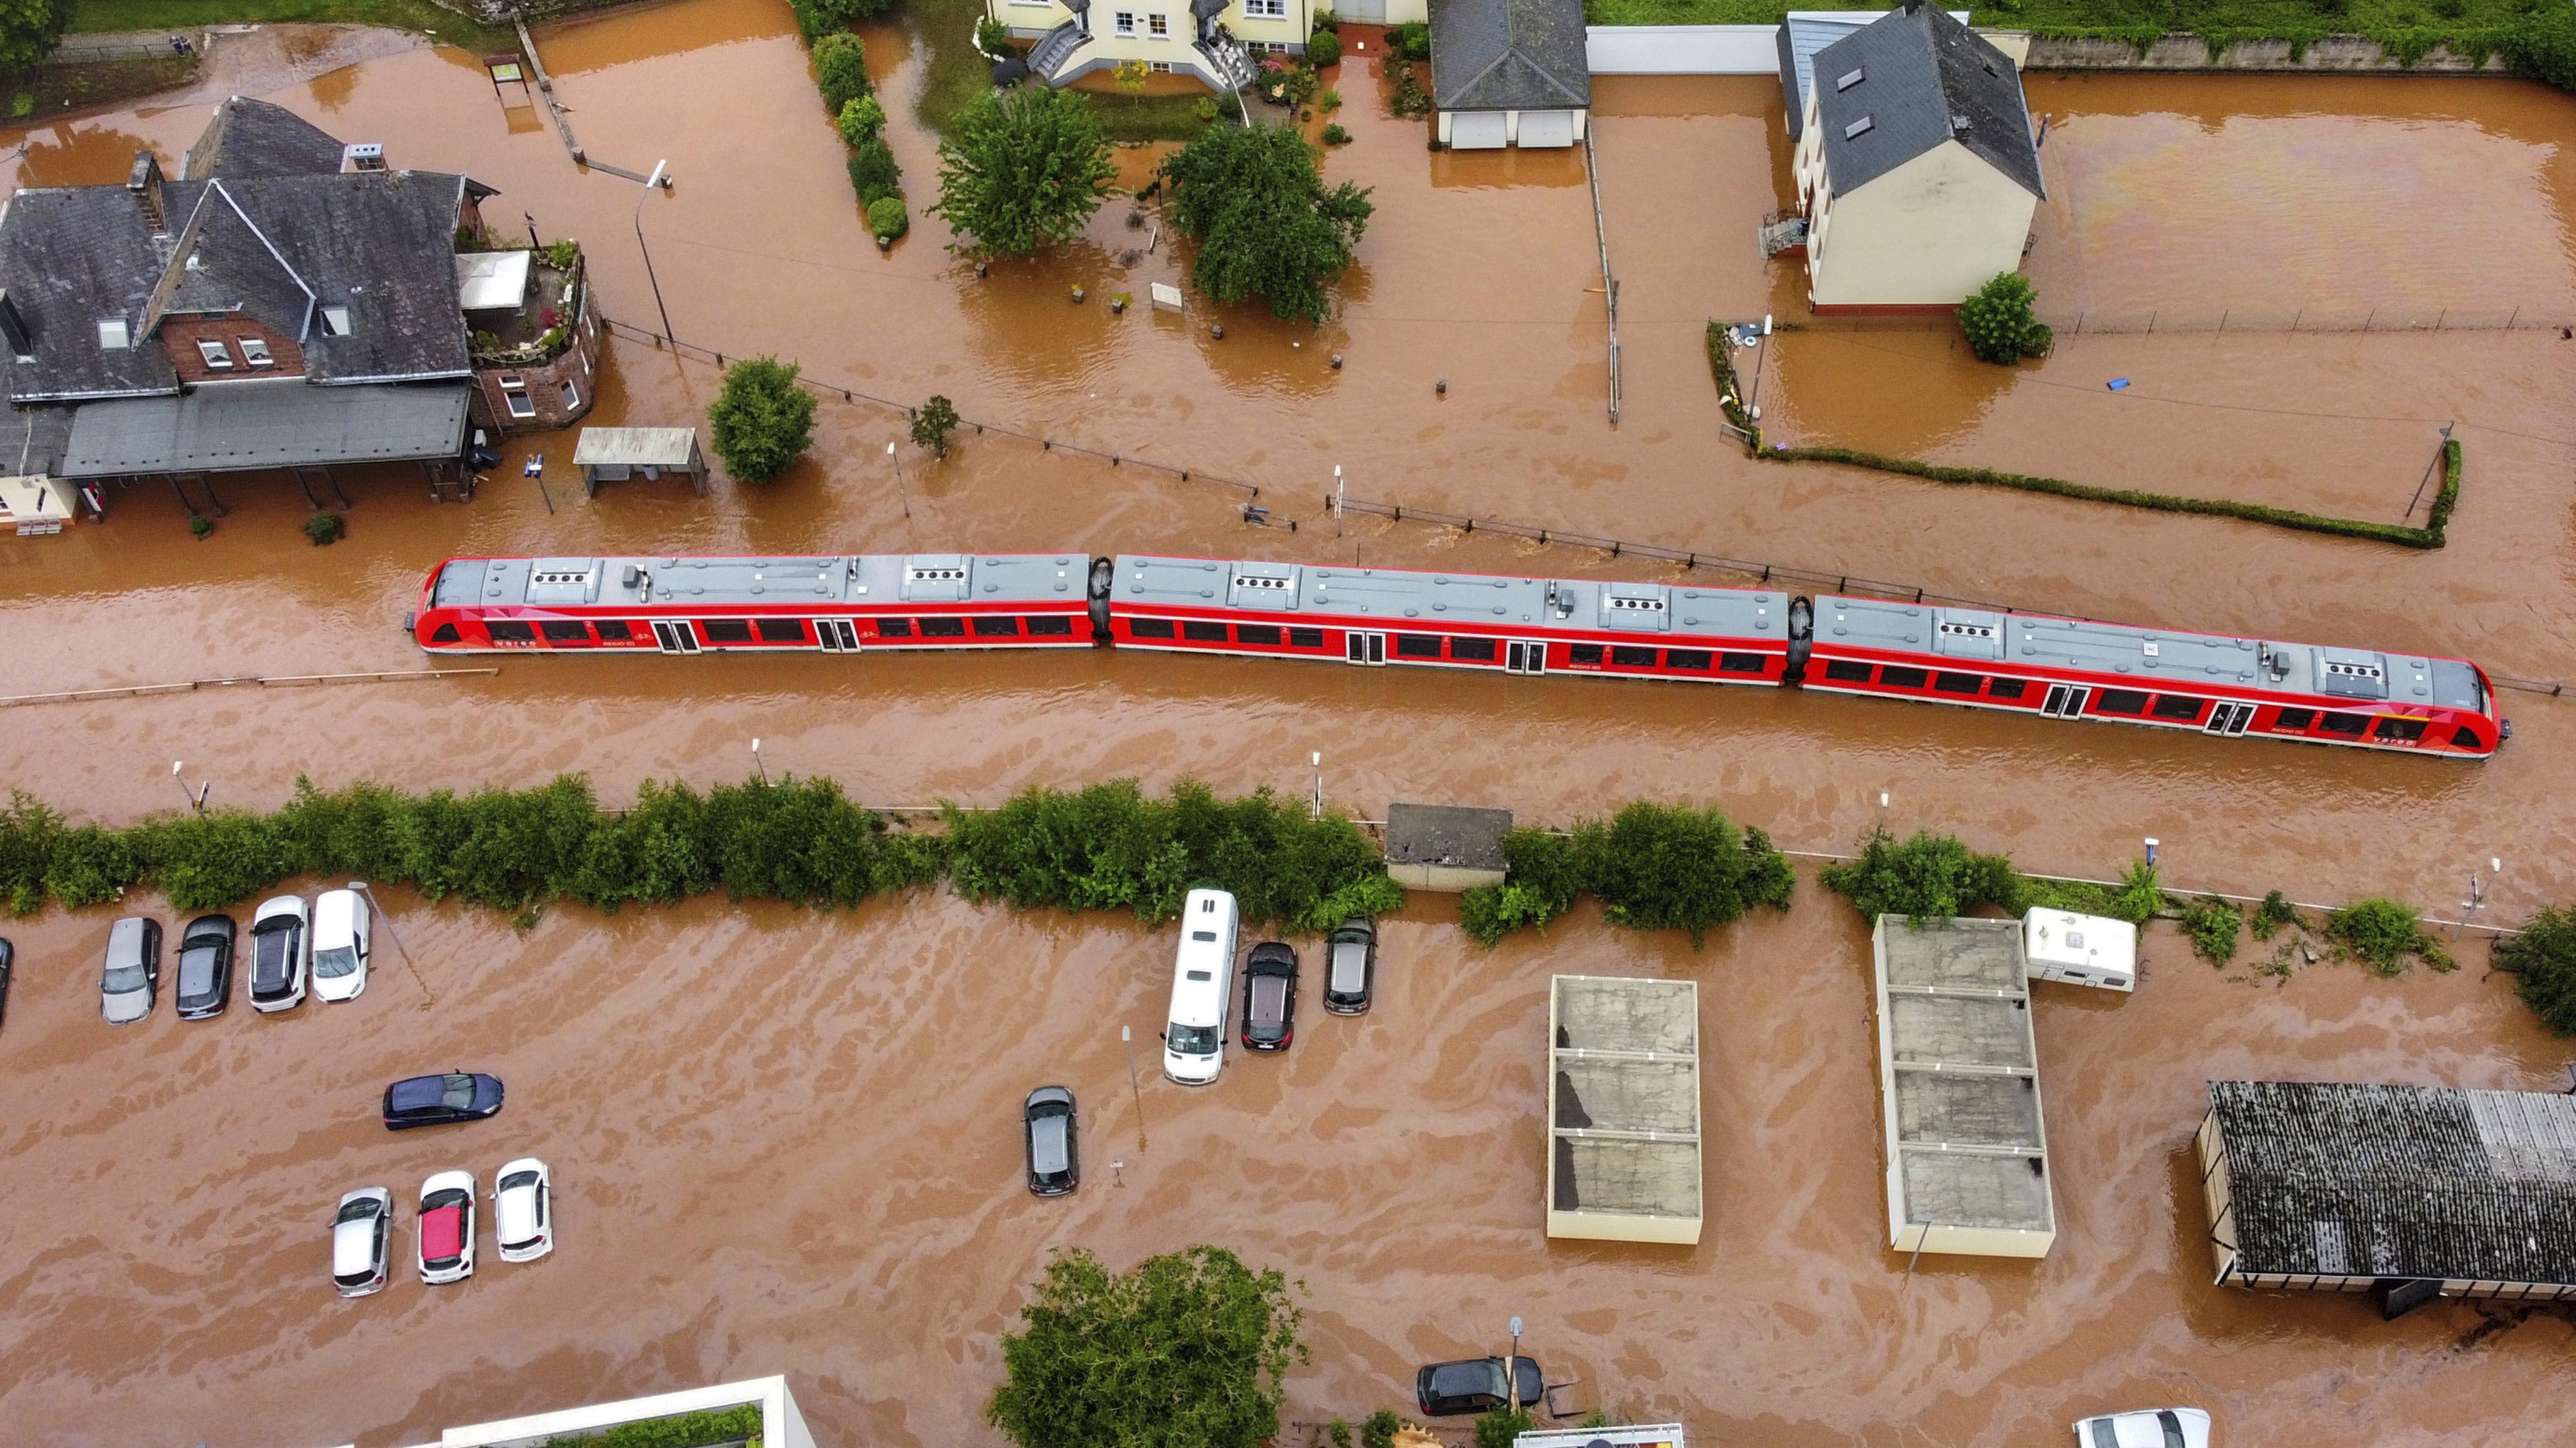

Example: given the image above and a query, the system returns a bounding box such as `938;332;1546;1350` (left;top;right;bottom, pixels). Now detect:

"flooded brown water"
4;9;2576;1444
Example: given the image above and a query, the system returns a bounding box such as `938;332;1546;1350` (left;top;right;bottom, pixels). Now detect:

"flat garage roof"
1547;975;1701;1245
60;379;470;477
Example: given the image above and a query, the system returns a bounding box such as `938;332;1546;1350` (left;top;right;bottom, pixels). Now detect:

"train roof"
1114;554;1792;643
1815;594;2484;711
432;552;1092;611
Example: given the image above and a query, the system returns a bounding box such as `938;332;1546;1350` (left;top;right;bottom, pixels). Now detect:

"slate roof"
1812;0;2042;200
1779;10;1969;142
2210;1080;2576;1288
59;378;470;476
183;96;351;182
1430;0;1590;113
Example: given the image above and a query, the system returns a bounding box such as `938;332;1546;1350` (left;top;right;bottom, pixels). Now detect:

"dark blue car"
382;1072;505;1130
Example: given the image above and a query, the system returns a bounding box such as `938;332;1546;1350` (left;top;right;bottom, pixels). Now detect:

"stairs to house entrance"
1030;21;1091;82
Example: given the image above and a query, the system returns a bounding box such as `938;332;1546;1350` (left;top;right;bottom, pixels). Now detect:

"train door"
1344;631;1386;665
2204;702;2255;736
1506;641;1548;676
2040;684;2088;719
652;620;700;654
815;619;860;652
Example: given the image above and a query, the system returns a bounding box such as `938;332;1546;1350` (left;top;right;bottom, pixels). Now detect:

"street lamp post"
1507;1316;1524;1410
634;160;675;342
751;737;767;784
1121;1024;1148;1149
886;440;912;519
349;880;437;1004
171;760;209;814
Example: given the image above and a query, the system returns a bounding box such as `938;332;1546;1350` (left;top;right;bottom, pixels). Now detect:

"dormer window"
196;339;234;370
1836;67;1864;91
97;318;130;350
239;336;274;367
321;305;352;336
1844;116;1875;140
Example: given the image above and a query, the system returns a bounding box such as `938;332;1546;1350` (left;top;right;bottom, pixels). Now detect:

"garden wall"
1584;24;1779;74
2021;33;2510;72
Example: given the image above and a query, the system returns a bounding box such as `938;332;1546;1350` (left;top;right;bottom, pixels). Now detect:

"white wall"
1584;24;1780;75
435;1376;813;1448
1809;141;2039;309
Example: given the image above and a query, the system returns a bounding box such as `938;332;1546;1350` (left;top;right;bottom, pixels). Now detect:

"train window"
1182;621;1228;643
700;619;754;643
429;622;460;644
595;619;633;641
2453;725;2483;748
1236;624;1282;646
757;619;806;643
1934;672;1982;695
1880;666;1928;690
1720;652;1765;673
1665;649;1711;671
2320;712;2370;736
1822;659;1872;683
1609;644;1657;667
1568;644;1604;665
2374;716;2427;742
1451;637;1498;662
878;618;914;638
1026;616;1075;636
539;621;589;643
2151;695;2203;721
486;621;534;643
1396;633;1443;658
919;617;968;638
2273;707;2314;731
1987;678;2027;700
2095;689;2148;715
1130;618;1176;639
973;616;1022;638
1289;627;1325;648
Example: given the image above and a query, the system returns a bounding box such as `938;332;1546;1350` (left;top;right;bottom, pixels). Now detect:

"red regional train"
412;550;2505;758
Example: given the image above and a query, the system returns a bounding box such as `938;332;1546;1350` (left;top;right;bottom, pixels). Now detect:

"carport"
57;378;472;515
1431;0;1591;151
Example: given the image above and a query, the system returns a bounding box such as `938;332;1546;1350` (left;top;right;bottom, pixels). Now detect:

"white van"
1162;889;1240;1085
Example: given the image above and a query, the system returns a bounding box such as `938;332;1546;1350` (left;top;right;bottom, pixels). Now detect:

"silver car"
330;1187;394;1298
100;916;162;1024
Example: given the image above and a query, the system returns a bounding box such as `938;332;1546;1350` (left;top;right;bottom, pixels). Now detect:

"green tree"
1955;271;2052;365
911;394;960;458
2507;4;2576;91
2498;905;2576;1035
986;1245;1306;1448
0;0;70;76
790;0;891;44
706;356;818;484
1160;122;1373;324
838;93;887;146
930;85;1117;257
1819;826;2023;923
867;196;908;242
814;31;871;114
1306;28;1341;68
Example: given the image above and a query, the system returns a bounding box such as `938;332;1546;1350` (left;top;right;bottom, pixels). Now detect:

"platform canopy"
60;380;469;477
573;426;700;470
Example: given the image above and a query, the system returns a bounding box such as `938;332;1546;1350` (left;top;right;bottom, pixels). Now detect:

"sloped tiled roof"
1813;0;2042;200
182;96;350;181
1430;0;1590;113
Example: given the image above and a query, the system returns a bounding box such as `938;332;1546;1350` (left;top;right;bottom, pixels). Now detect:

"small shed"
1547;975;1701;1245
1384;801;1509;891
573;427;707;496
1430;0;1591;150
1517;1426;1686;1448
455;250;534;315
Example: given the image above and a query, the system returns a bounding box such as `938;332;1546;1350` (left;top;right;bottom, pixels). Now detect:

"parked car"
1023;1086;1079;1197
1161;887;1240;1086
174;913;236;1020
2073;1408;2212;1448
417;1171;477;1285
309;887;371;1003
330;1186;393;1298
493;1158;554;1263
247;895;309;1013
0;936;13;1030
1322;918;1376;1015
1241;941;1298;1052
382;1072;505;1130
100;915;162;1024
1415;1355;1543;1417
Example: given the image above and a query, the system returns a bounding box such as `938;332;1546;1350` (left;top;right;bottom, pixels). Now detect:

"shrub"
0;792;62;915
1328;1417;1353;1448
706;355;818;484
1389;19;1430;61
911;393;959;457
838;93;887;145
43;823;145;909
1312;9;1339;31
1321;122;1350;145
1161;122;1373;323
2498;905;2576;1035
1317;86;1342;111
1361;1410;1400;1448
303;510;344;546
1307;29;1342;67
2506;4;2576;88
868;195;909;242
930;85;1117;257
1956;271;2051;365
2022;858;2166;925
1217;89;1244;120
2251;889;2300;939
187;513;212;539
546;237;579;271
2327;897;2454;976
814;32;871;117
1475;1407;1534;1448
977;16;1013;56
790;0;890;44
1460;807;1791;948
144;810;293;911
848;135;903;205
544;1402;763;1448
2183;896;2242;965
1460;825;1599;945
1197;95;1220;122
1820;827;2020;924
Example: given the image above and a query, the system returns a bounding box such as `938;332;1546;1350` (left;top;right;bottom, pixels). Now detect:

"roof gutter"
313;368;474;385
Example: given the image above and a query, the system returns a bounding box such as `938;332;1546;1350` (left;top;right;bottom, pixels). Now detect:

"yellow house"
995;0;1338;92
1789;0;2043;313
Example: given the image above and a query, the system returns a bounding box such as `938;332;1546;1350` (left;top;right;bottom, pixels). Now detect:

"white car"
493;1158;554;1262
310;887;372;1003
247;895;309;1013
417;1171;477;1285
2075;1408;2212;1448
330;1186;393;1298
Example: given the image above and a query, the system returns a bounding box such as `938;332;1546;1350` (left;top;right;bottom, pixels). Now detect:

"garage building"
1431;0;1591;150
1546;975;1701;1244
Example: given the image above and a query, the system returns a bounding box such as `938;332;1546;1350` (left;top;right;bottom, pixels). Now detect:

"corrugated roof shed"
60;379;468;475
1812;1;2042;200
1430;0;1591;112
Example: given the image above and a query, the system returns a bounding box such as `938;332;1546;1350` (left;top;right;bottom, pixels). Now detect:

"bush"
1475;1407;1534;1448
1161;122;1373;323
1360;1410;1400;1448
1307;29;1342;67
187;513;212;539
1217;89;1244;120
1321;122;1350;145
2183;895;2242;965
838;93;888;145
303;510;344;546
1460;806;1792;948
868;195;909;241
930;85;1117;257
911;393;959;457
977;15;1014;56
2327;897;2454;976
790;0;890;44
2022;858;2165;925
2498;905;2576;1035
2251;889;2301;939
1820;827;2020;924
1317;86;1342;111
1956;271;2052;365
1312;8;1339;31
848;135;903;205
706;355;818;484
2506;3;2576;87
813;30;871;112
146;810;291;911
43;823;145;909
0;792;62;915
1389;19;1430;61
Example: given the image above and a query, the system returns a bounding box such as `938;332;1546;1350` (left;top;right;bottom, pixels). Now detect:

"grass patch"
1092;92;1218;143
908;0;996;135
70;0;515;52
21;53;194;113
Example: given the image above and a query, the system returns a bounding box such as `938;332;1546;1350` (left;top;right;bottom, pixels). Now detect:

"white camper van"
1162;889;1241;1085
2024;908;2138;992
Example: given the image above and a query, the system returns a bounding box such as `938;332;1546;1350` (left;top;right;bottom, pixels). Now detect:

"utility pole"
633;160;675;342
1121;1025;1148;1149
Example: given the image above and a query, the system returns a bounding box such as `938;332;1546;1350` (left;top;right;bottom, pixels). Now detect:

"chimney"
341;143;386;173
0;290;31;360
127;151;166;235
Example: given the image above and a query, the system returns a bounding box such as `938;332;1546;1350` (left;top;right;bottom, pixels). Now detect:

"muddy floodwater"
3;6;2576;1444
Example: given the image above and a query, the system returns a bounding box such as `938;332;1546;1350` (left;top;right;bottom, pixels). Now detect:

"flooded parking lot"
4;7;2576;1444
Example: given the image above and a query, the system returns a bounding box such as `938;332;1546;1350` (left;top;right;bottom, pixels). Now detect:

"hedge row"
1760;444;2456;549
1703;322;1761;449
538;1402;764;1448
1459;802;1794;948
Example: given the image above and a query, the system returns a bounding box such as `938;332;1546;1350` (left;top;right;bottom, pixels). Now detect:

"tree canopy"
0;0;70;76
1160;122;1372;324
789;0;890;44
2499;905;2576;1035
929;85;1117;258
987;1245;1306;1448
706;356;817;484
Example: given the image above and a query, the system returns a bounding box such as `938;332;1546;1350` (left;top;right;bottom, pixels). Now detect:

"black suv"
1240;942;1297;1051
1416;1355;1542;1417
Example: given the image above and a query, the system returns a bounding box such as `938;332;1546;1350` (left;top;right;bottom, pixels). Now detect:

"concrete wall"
1385;860;1506;891
2023;32;2510;73
1808;141;2038;310
1584;23;1780;75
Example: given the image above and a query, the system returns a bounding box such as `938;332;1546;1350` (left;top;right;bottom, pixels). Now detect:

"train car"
1105;554;1799;685
410;552;1107;654
1797;594;2500;758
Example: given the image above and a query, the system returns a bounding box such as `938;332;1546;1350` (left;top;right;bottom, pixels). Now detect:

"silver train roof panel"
435;553;1092;611
1116;556;1790;642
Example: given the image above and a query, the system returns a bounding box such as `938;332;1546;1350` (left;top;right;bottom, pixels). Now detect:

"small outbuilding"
1516;1426;1685;1448
1430;0;1591;150
1383;801;1509;891
1547;975;1701;1245
573;426;707;497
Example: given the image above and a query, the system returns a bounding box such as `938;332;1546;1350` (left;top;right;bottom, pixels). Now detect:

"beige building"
1789;1;2043;313
995;0;1314;92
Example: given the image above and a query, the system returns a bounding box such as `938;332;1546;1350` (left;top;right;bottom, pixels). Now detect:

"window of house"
97;318;130;350
2151;694;2205;721
1235;624;1282;646
1822;659;1873;683
1246;0;1284;16
1026;616;1076;636
500;375;535;419
1150;61;1171;72
321;305;352;336
1568;644;1604;665
1130;617;1176;639
1609;644;1657;668
1879;666;1928;690
1288;627;1324;648
757;618;805;643
2095;689;2149;715
1663;648;1711;671
701;619;755;643
196;339;234;370
1182;619;1228;642
1395;633;1443;658
539;620;589;643
560;380;580;409
876;618;914;638
1148;12;1167;35
919;617;968;637
1844;116;1874;140
1450;637;1497;663
239;336;274;368
973;616;1022;638
1114;9;1135;34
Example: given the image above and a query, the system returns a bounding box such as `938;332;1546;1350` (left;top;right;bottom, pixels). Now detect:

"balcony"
462;242;587;368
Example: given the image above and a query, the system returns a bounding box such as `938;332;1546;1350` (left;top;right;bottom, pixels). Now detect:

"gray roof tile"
1812;1;2042;200
1430;0;1589;112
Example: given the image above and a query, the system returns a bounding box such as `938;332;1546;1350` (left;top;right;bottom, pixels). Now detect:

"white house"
1789;0;2043;313
992;0;1318;92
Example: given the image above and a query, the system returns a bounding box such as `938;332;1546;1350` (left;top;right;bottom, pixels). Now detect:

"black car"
1416;1355;1543;1417
1023;1085;1079;1196
1241;941;1297;1051
382;1072;506;1130
0;937;12;1029
1322;919;1376;1015
174;914;236;1020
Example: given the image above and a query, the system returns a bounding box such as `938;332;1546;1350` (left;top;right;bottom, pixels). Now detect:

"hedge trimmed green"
1819;827;2166;925
539;1402;762;1448
1705;321;1760;448
2496;904;2576;1036
1758;444;2458;549
1459;802;1794;948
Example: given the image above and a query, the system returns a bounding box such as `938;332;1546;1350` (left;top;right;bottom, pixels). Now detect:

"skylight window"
97;318;130;350
320;305;352;336
239;336;274;367
196;339;233;370
1836;67;1864;91
1844;116;1875;140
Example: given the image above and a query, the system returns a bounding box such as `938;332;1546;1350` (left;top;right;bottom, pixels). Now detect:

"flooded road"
3;9;2576;1444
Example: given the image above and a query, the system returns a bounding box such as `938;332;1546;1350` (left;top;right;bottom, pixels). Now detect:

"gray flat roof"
1385;801;1510;870
1550;976;1701;1226
573;427;699;468
1874;916;2054;1237
434;552;1091;611
60;379;468;477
